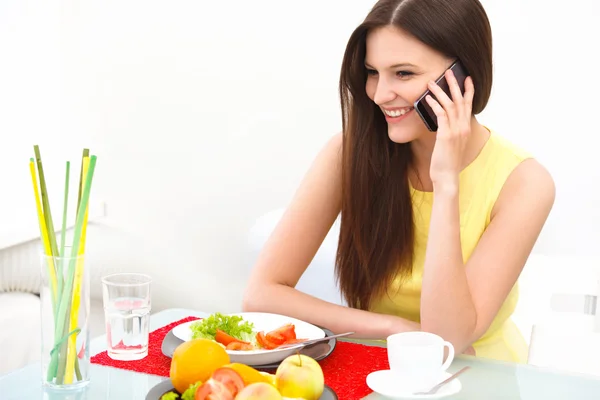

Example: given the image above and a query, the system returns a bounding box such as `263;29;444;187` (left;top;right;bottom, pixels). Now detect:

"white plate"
171;312;326;366
366;370;462;399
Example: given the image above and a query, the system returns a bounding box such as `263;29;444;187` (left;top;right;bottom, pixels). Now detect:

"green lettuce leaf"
181;382;201;400
160;392;179;400
190;313;255;342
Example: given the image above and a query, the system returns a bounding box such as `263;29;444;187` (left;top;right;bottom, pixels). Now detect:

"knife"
276;332;355;350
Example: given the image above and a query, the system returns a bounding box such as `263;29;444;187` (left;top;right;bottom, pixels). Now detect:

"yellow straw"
64;156;90;384
30;159;58;310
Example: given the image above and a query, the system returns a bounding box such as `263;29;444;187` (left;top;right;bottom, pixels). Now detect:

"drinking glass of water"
101;273;152;361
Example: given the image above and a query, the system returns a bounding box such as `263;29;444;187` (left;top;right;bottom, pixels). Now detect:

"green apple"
275;354;324;400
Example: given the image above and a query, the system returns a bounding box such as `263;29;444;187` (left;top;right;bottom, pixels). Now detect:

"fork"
413;366;470;395
276;332;355;349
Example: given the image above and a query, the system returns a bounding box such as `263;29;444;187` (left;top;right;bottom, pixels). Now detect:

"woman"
243;0;555;363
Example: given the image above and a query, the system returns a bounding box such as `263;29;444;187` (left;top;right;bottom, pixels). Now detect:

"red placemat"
91;316;388;399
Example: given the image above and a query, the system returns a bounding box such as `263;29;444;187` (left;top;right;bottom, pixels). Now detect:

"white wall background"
1;0;599;315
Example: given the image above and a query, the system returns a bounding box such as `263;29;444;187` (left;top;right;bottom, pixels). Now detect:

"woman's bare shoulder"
323;131;343;162
493;157;555;219
307;131;343;182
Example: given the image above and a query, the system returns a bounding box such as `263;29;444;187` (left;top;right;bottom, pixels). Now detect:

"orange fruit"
169;338;230;394
222;363;275;386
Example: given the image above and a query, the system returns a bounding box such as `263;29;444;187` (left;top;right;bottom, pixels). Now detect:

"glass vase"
40;252;90;390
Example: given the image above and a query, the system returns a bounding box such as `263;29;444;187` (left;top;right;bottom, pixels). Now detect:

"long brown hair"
335;0;493;310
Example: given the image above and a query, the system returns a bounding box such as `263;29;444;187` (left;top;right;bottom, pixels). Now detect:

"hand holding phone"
414;60;469;132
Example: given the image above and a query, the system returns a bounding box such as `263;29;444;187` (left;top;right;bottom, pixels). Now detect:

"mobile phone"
414;60;469;132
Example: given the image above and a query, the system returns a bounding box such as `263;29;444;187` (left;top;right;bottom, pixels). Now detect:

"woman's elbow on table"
241;282;266;312
242;278;286;313
420;318;479;357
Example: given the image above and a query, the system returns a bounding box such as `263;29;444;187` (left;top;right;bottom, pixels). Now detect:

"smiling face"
365;25;454;144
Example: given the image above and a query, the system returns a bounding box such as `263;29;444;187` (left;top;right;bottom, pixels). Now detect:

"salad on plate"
189;313;307;351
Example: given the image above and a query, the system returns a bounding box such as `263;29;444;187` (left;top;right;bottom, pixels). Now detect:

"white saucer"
366;370;462;399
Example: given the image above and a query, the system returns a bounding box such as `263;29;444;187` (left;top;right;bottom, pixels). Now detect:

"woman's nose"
373;77;397;105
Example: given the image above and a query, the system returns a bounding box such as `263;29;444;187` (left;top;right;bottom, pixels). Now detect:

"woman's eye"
397;70;414;78
366;68;378;76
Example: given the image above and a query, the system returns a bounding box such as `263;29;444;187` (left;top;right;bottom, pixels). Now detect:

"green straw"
58;162;70;295
34;146;59;259
54;161;71;384
33;146;61;381
55;299;82;383
77;149;89;214
31;158;58;317
72;151;86;383
48;155;97;382
55;302;71;383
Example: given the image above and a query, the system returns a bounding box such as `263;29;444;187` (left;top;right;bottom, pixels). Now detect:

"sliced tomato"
226;342;254;351
265;331;286;345
268;323;297;341
210;368;245;396
256;331;280;350
215;329;250;346
194;380;233;400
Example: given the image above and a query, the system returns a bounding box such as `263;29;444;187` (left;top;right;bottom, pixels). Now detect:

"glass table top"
2;308;600;399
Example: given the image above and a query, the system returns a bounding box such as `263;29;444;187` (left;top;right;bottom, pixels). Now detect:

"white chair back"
517;254;600;377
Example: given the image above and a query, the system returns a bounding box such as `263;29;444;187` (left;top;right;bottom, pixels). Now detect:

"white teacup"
387;332;455;392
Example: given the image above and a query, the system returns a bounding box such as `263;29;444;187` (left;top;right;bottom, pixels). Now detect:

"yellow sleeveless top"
369;129;531;363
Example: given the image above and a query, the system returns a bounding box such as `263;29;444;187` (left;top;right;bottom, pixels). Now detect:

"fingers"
425;95;449;131
427;70;475;122
446;69;464;110
427;78;455;117
425;94;445;116
463;76;475;116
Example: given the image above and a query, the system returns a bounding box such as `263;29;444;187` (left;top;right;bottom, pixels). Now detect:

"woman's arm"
243;133;419;339
421;72;555;354
245;285;419;339
421;158;555;353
